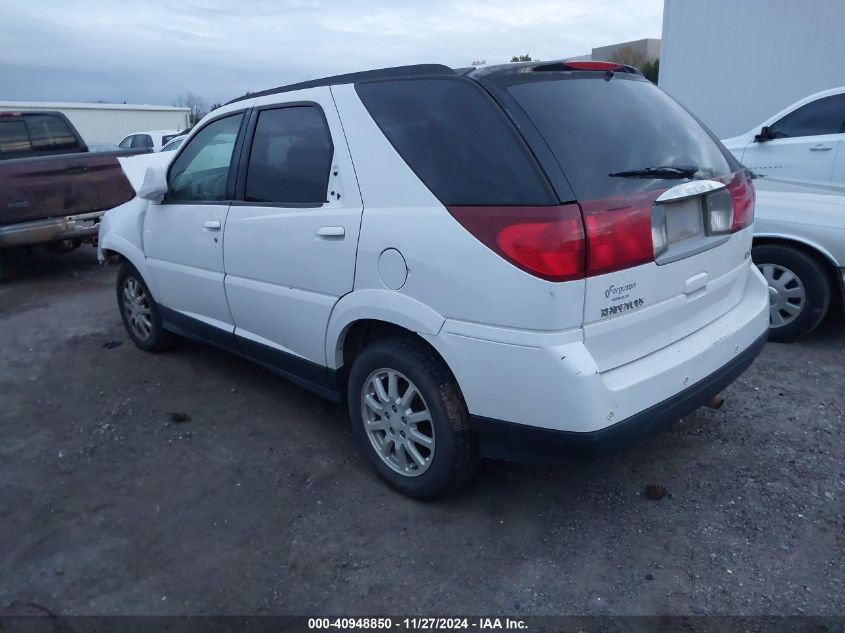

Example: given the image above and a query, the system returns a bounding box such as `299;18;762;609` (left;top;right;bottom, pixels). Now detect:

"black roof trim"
225;64;456;105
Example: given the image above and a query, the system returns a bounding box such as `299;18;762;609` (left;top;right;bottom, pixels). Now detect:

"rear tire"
116;262;174;352
753;244;831;342
347;337;480;499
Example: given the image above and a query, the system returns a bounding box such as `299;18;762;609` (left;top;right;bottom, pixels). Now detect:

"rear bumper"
425;264;770;460
0;211;104;249
470;329;767;462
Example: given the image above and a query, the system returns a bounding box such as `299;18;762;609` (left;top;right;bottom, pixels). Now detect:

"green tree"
510;54;532;62
641;58;660;84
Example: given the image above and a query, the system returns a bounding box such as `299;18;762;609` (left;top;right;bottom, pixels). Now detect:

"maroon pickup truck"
0;110;143;252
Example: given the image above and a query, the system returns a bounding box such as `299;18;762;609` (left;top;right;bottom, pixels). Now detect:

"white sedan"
723;87;845;185
752;176;845;340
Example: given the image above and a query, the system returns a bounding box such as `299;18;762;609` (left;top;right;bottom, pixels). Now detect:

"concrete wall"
660;0;845;138
0;101;191;145
592;38;661;63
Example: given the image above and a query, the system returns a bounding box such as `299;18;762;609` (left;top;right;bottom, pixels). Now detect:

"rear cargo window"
356;78;555;206
24;114;78;152
508;76;737;201
0;119;31;155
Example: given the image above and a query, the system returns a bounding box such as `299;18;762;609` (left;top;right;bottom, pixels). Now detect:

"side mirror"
138;163;168;202
754;126;772;143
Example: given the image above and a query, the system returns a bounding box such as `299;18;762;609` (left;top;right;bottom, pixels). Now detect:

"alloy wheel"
361;368;435;477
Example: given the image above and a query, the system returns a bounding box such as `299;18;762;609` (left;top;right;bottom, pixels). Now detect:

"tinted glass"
24;114;78;152
245;106;333;204
131;134;153;149
167;113;243;202
769;94;845;138
162;138;183;152
356;78;555;206
0;119;32;155
161;134;179;145
119;136;132;149
508;76;736;201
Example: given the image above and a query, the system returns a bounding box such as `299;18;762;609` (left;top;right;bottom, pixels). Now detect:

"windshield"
508;76;739;200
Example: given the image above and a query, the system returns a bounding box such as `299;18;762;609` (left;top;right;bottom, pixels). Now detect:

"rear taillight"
580;192;657;276
447;205;585;281
728;170;754;232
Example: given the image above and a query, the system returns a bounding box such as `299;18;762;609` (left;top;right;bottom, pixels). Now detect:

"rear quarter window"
355;77;556;206
507;75;738;201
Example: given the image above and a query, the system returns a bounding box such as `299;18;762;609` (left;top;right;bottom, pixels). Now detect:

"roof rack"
226;64;456;105
467;59;644;79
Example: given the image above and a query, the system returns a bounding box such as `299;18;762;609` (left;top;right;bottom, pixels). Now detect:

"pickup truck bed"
0;111;144;250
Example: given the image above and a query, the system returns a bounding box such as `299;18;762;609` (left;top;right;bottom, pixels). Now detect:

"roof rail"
226;64;456;105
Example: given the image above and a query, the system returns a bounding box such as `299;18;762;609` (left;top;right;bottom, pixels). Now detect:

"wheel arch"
325;290;446;370
100;233;159;297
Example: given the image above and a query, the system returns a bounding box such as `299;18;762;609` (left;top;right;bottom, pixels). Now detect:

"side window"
244;106;333;205
119;136;132;149
25;115;78;152
166;113;244;203
131;134;152;149
769;94;845;139
0;119;32;155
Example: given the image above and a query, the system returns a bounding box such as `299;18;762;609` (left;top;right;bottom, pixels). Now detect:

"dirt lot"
1;248;843;617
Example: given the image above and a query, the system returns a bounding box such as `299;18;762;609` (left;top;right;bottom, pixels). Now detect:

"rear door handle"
203;220;222;230
809;145;833;151
317;226;345;238
65;164;88;174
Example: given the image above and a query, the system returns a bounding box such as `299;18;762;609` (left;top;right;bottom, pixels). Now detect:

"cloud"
0;0;662;105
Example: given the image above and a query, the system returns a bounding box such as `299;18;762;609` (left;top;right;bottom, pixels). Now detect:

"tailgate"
582;230;753;372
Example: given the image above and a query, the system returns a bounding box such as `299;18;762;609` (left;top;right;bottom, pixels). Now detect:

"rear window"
24;114;78;152
508;76;737;201
356;78;555;206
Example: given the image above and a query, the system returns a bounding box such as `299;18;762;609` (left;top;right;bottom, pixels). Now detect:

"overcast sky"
0;0;663;107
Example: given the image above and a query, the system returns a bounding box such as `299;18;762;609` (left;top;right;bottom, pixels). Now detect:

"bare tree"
606;45;650;70
173;92;207;125
470;59;487;66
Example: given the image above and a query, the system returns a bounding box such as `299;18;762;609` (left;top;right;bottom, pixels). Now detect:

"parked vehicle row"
0;110;142;251
118;130;183;152
100;61;770;498
723;86;845;185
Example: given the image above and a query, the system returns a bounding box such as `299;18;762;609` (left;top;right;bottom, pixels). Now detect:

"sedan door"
223;88;363;374
143;111;247;342
742;94;845;182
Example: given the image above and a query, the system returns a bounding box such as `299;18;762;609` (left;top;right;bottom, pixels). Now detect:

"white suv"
100;61;770;498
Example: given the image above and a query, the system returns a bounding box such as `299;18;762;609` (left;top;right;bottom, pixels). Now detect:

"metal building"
0;101;191;145
659;0;845;138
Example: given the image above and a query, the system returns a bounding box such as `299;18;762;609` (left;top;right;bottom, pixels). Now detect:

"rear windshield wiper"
609;165;700;179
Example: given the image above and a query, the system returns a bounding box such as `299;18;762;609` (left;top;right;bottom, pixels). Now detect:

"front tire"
116;262;173;352
753;244;831;342
347;337;480;499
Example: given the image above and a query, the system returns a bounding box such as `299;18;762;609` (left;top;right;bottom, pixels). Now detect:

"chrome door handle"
203;220;222;230
809;145;833;151
317;226;345;237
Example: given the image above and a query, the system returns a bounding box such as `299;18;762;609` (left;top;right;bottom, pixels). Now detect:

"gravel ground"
1;248;843;616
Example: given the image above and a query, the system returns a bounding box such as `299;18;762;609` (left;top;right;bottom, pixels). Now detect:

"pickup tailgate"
0;151;136;226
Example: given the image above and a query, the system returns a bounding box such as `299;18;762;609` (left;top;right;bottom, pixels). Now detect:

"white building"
0;101;191;145
659;0;845;138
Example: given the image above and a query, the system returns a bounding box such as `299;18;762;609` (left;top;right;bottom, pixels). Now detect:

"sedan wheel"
759;262;805;328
